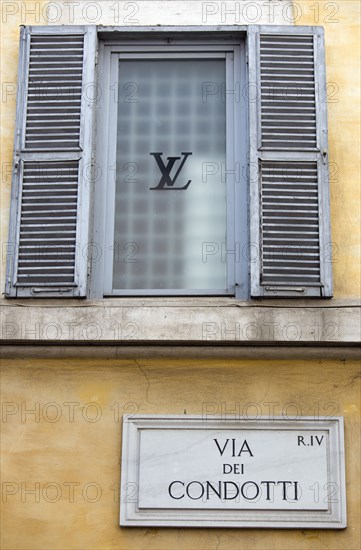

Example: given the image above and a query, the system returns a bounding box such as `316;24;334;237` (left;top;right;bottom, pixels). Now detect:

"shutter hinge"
95;49;99;66
13;154;20;175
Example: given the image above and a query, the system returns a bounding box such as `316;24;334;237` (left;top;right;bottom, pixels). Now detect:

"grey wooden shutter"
248;25;332;297
5;26;97;297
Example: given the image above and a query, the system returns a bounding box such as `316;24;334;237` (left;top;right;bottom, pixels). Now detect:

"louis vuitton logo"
149;152;192;190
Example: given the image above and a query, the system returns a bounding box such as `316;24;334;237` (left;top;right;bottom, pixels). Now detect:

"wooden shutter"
5;26;97;297
248;26;332;297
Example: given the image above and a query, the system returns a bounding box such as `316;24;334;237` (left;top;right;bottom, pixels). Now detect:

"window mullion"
102;52;119;295
226;51;236;294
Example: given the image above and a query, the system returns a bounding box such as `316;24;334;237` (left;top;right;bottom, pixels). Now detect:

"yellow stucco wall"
1;358;360;549
0;0;360;297
296;0;361;298
0;2;360;549
0;1;48;290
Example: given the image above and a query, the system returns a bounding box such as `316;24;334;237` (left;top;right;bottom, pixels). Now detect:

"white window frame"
90;35;249;298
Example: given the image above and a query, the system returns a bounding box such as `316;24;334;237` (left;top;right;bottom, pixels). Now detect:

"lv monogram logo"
149;152;192;190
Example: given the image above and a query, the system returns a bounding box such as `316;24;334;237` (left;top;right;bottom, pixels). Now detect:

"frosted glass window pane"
113;59;226;290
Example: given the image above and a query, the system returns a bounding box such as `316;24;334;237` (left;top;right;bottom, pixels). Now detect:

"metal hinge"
13;161;19;174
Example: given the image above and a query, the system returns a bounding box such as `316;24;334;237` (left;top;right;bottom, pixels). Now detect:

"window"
97;39;246;296
5;25;332;299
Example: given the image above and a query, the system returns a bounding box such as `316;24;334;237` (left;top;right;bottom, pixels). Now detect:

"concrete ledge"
1;299;360;345
1;344;360;360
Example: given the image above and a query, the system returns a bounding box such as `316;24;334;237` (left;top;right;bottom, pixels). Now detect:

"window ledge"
1;299;360;345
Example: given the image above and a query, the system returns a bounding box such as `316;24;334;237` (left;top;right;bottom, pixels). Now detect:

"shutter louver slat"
261;161;321;287
6;26;97;297
260;34;317;151
25;34;84;151
259;33;319;287
249;26;332;297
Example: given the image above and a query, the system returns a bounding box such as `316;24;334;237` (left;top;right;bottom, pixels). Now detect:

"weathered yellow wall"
296;0;361;298
0;0;360;297
0;1;360;549
1;358;360;549
0;1;49;290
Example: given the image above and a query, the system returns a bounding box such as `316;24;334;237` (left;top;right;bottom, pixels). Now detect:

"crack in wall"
134;359;156;406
